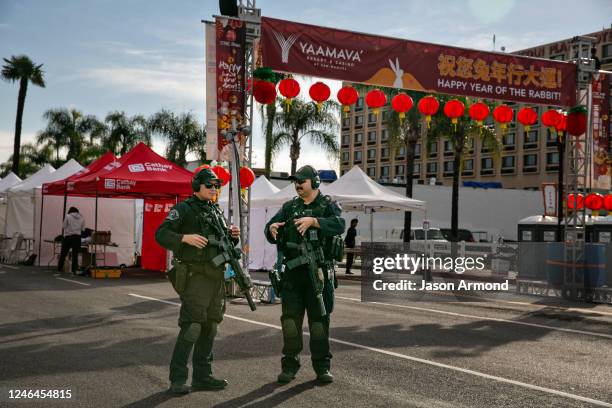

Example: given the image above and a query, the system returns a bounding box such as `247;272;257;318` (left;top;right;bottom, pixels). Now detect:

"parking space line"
128;293;612;408
0;264;19;270
56;277;91;286
336;296;612;340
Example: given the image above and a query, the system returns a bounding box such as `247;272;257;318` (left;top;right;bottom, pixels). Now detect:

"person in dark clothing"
344;218;358;275
58;207;85;274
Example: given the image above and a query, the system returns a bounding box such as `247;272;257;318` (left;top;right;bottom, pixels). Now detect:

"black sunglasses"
203;182;220;189
292;179;307;185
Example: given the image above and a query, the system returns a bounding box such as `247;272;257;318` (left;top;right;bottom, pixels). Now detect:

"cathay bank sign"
128;162;173;173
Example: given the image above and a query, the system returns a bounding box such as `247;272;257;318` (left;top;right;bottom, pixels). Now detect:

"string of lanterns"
568;193;612;213
253;78;584;136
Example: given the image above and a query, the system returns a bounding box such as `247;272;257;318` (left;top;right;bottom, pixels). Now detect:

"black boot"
192;376;228;391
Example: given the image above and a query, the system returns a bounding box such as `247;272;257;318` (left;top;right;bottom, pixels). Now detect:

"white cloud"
0;130;37;163
80;59;205;104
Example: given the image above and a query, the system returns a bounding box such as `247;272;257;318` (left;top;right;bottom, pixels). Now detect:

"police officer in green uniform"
265;165;345;384
155;167;240;394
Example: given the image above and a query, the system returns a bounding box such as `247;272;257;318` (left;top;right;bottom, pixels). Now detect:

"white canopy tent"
0;172;22;236
218;176;281;270
247;167;427;270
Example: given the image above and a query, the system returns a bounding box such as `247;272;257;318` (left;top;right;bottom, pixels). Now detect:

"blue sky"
1;0;610;172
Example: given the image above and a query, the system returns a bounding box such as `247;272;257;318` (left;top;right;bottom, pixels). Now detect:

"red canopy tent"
41;143;195;271
43;151;118;196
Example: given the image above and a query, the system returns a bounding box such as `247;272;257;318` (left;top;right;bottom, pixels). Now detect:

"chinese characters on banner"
215;17;246;158
260;17;576;107
590;73;611;190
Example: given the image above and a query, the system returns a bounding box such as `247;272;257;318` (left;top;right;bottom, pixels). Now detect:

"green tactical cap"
195;168;222;184
288;165;318;183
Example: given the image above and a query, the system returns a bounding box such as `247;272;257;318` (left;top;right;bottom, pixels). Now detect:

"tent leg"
37;194;45;266
93;191;98;268
369;208;374;242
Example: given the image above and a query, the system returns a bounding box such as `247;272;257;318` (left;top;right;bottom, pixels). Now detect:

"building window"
380;166;390;181
501;156;515;174
481;157;494;175
354;133;363;145
368;113;377;124
342;117;350;129
523;153;538;173
355;115;363;127
444;140;453;156
367;148;376;159
381;147;390;160
395;165;405;175
462;159;474;176
546;151;559;171
414;143;421;158
367;167;376;177
354;150;362;163
342;134;350;146
426;162;437;176
397;146;406;157
381;129;389;141
367;130;377;143
546;128;559;146
341;151;349;163
524;130;538;149
413;163;421;178
503;132;516;151
465;138;474;154
443;161;454;176
428;141;438;158
356;97;364;110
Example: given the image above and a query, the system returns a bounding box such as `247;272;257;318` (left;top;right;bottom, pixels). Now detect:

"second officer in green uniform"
156;167;240;394
265;165;345;384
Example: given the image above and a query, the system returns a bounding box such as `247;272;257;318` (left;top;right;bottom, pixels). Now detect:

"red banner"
216;16;247;152
591;72;611;189
142;199;175;271
261;17;576;107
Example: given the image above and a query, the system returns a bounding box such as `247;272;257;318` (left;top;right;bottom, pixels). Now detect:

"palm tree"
1;55;46;176
149;109;205;166
0;142;54;178
260;99;280;177
272;98;339;174
37;108;106;163
353;84;428;242
103;111;151;156
429;96;500;243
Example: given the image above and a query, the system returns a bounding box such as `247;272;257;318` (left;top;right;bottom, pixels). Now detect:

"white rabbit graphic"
389;57;404;88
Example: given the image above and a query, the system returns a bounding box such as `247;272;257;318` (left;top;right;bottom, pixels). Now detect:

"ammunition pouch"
167;261;189;295
330;235;344;262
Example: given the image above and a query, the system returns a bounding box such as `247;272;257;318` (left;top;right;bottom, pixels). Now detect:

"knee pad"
204;321;218;338
183;322;202;343
310;321;325;340
281;319;299;338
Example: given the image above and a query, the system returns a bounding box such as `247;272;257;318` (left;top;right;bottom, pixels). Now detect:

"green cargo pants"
280;266;334;375
169;270;225;384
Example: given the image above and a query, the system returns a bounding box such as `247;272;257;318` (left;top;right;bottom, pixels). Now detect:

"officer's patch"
166;209;179;221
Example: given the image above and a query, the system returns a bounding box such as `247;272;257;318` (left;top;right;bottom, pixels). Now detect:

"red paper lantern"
541;109;561;131
567;105;587;136
253;80;276;105
212;165;231;187
391;93;413;122
239;167;255;188
417;95;439;127
468;102;490;127
517;107;538;132
585;193;604;211
365;89;387;115
555;114;567;139
278;77;300;108
567;193;584;210
493;104;513;132
337;85;359;115
309;81;331;111
443;99;465;130
605;194;612;212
